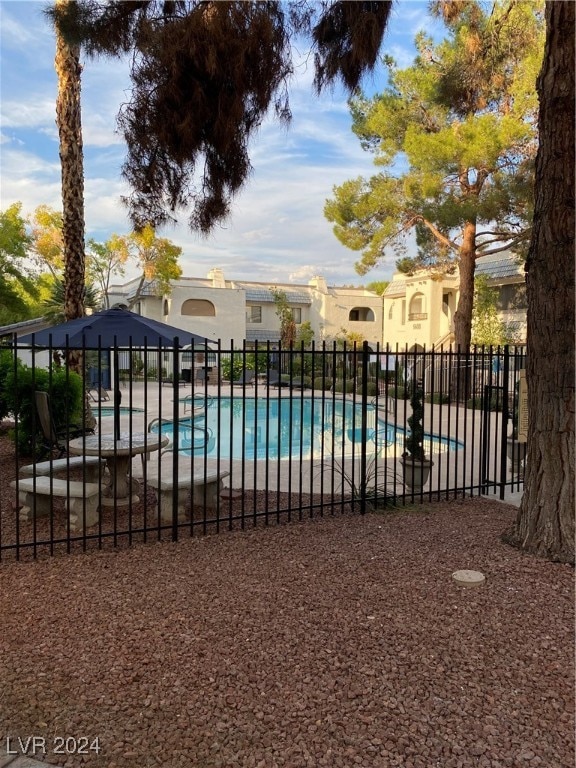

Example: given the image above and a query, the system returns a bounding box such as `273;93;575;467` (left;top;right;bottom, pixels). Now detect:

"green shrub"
0;349;18;422
4;364;84;456
221;355;255;382
313;376;332;391
388;386;409;400
425;392;451;404
333;379;355;393
467;394;504;411
356;381;379;397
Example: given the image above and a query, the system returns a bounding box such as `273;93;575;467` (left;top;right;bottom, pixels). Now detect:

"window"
246;305;262;323
498;284;526;310
349;307;375;322
291;307;302;324
401;300;406;325
181;299;216;317
388;303;394;320
408;293;427;321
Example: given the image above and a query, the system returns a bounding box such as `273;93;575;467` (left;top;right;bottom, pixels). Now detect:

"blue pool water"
149;396;462;461
97;406;144;417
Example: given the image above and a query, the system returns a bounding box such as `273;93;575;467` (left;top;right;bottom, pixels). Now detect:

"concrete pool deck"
87;380;524;499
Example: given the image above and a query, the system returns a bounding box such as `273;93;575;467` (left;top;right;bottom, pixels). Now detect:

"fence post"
499;346;510;500
172;338;179;541
360;342;370;514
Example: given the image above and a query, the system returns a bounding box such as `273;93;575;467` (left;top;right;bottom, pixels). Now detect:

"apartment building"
382;252;526;350
106;269;384;348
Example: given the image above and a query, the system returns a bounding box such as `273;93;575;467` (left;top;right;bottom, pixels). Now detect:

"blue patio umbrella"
19;307;209;439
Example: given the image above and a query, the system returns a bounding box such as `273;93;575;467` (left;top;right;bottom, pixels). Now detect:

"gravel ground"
0;437;574;768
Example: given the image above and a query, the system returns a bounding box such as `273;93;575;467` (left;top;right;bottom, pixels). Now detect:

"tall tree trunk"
55;0;85;323
450;221;477;400
506;1;575;563
453;221;477;351
54;1;95;429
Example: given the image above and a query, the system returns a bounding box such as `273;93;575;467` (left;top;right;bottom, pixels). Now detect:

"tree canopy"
106;224;183;306
470;274;513;347
324;0;544;348
48;0;392;235
0;203;39;324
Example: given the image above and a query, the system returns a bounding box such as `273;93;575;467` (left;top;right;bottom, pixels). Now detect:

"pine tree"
325;1;544;349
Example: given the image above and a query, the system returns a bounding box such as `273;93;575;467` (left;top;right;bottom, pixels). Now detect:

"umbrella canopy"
19;308;209;440
18;307;207;349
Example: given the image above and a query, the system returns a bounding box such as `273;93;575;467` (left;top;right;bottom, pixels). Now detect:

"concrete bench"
20;456;104;483
11;477;100;533
147;470;230;522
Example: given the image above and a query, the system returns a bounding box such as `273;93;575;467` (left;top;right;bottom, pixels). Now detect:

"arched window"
163;299;170;316
181;299;216;317
408;293;427;321
349;307;375;322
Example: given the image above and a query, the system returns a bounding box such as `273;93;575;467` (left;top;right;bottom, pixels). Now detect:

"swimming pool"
96;406;145;417
149;396;463;461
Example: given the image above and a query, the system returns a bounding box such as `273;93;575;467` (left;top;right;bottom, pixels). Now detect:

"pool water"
96;406;145;417
149;396;462;461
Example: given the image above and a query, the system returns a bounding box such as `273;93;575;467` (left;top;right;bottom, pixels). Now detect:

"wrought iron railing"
0;342;526;560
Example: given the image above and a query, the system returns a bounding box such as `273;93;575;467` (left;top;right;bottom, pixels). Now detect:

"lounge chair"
35;391;95;458
266;370;281;388
232;370;255;386
88;386;110;402
267;371;310;390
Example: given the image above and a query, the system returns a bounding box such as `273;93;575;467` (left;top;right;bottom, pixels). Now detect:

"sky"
0;1;445;288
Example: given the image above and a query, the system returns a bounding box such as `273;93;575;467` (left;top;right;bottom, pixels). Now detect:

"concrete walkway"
482;487;523;507
1;754;65;768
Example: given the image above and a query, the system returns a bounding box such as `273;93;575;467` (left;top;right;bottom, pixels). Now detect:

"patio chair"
232;370;255;386
88;386;110;402
266;370;281;388
35;391;95;458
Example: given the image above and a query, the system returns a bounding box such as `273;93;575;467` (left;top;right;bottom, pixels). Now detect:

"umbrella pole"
114;348;121;441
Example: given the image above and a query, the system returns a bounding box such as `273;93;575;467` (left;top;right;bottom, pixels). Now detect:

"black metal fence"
0;341;526;560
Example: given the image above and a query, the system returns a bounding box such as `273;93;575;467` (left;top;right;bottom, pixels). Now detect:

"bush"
4;363;84;456
313;376;332;391
0;349;18;422
333;379;355;393
388;386;409;400
467;394;504;411
356;381;379;397
425;392;451;404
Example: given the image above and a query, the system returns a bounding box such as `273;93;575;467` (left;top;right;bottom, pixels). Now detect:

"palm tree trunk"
55;0;85;323
54;1;95;429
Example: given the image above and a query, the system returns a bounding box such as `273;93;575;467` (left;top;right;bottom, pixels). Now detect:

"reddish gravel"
0;427;574;768
0;496;573;768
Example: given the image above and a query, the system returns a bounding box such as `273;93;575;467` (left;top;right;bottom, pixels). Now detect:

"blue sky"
0;1;445;287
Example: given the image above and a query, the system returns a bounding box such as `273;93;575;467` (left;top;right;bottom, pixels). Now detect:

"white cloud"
0;98;57;130
0;0;434;286
288;265;319;282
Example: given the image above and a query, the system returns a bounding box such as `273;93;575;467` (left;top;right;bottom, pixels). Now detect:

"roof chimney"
207;267;226;288
309;275;327;294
